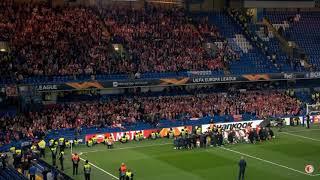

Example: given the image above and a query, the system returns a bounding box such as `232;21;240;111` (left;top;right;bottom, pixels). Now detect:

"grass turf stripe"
79;157;118;179
219;146;317;177
281;132;320;142
81;142;172;154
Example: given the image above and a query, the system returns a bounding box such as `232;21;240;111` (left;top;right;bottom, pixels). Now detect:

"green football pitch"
43;126;320;180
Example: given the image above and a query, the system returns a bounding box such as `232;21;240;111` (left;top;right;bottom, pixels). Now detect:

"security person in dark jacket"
200;134;206;148
306;115;311;129
186;134;192;149
238;156;247;180
59;151;64;171
50;146;57;166
248;130;254;144
217;132;223;146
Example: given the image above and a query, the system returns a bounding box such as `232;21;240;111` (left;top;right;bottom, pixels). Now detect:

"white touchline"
281;132;320;142
79;157;118;179
81;142;172;154
220;147;317;177
282;129;320;133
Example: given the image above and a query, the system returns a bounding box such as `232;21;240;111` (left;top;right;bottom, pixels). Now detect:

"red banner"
85;126;193;143
85;129;157;143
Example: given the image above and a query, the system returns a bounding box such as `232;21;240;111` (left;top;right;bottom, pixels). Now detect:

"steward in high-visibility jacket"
59;137;65;146
49;139;55;147
92;136;97;145
156;132;160;138
58;137;65;152
168;128;174;138
15;149;21;155
9;147;15;154
65;141;71;148
54;140;59;147
31;144;38;154
84;160;91;180
71;153;80;175
139;131;144;140
120;135;127;143
151;132;156;140
87;139;93;147
180;129;186;138
134;133;140;141
74;139;79;146
50;146;57;166
196;127;201;135
126;169;134;180
38;139;46;158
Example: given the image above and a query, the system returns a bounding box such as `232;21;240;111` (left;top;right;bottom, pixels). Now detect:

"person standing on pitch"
38;139;46;158
119;163;127;180
126;169;134;180
306;114;311;129
71;153;80;175
84;160;91;180
59;151;64;171
238;156;247;180
50;146;57;166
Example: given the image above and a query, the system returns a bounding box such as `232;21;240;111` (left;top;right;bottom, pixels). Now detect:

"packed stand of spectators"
0;2;240;80
1;1;115;80
0;91;301;144
102;6;228;73
11;5;112;77
0;0;33;41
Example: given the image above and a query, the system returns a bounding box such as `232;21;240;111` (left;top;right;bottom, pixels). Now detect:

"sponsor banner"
201;120;264;133
306;71;320;79
85;129;157;143
36;84;58;91
29;72;316;91
159;126;193;137
85;126;193;143
191;76;237;83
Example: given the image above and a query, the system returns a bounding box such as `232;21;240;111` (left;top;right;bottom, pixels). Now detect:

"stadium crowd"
0;1;241;81
103;6;230;73
0;91;301;145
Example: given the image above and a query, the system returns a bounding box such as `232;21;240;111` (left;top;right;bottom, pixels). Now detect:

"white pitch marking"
79;157;118;179
282;129;320;133
281;132;320;142
220;147;317;177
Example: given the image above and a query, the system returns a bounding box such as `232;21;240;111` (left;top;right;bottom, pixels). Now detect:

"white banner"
201;120;264;133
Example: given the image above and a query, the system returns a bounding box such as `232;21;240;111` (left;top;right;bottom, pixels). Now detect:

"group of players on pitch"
173;126;275;150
